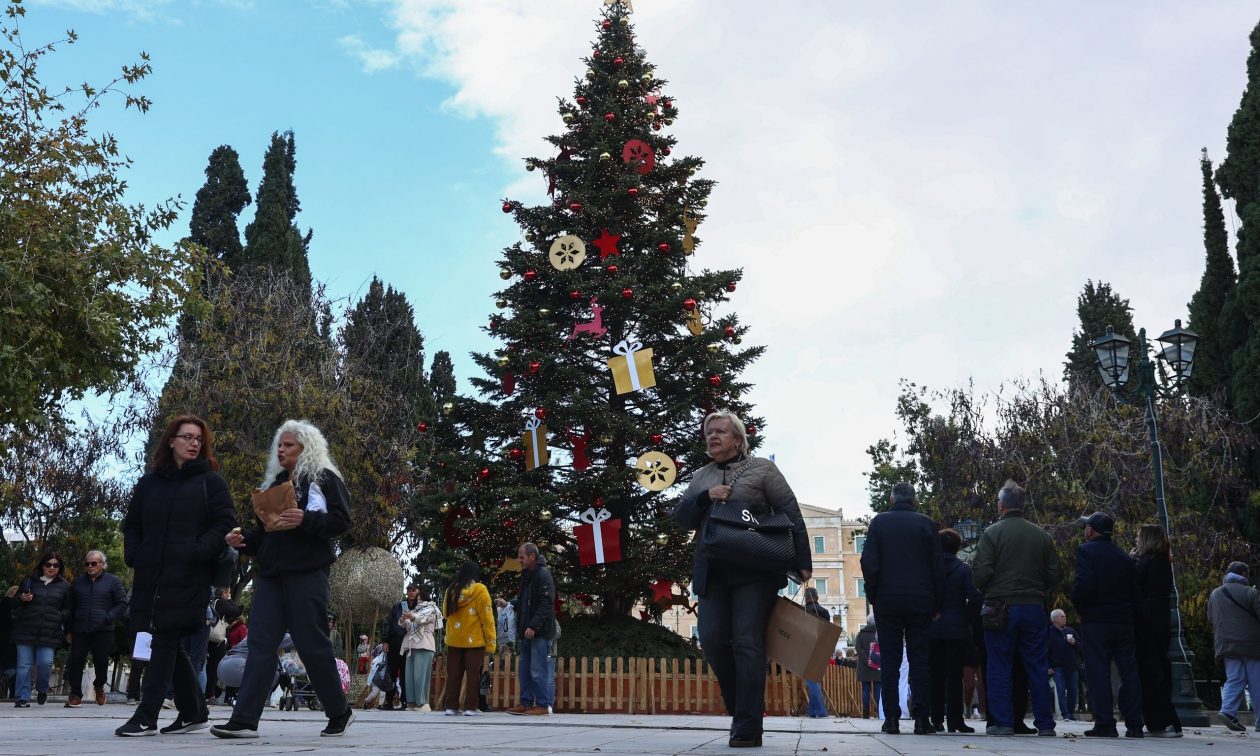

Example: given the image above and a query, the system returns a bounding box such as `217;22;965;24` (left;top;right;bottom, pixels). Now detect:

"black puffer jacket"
70;571;129;634
124;457;236;632
517;556;556;640
10;575;73;647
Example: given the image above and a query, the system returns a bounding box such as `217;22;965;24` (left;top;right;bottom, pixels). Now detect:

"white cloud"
348;0;1258;517
338;33;402;73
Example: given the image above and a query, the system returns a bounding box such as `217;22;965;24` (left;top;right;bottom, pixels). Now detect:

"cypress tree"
342;276;432;425
1064;280;1137;389
188;145;251;275
1216;21;1260;423
243;131;311;293
1186;149;1237;399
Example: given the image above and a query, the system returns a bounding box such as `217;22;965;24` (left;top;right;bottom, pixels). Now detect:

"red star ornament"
592;228;622;260
650;579;674;605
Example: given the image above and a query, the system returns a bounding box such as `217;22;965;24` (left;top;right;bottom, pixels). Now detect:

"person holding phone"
11;552;72;708
1047;609;1082;721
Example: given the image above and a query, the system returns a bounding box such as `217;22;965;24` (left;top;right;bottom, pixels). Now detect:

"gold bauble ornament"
562;112;576;123
670;281;683;292
495;299;508;309
656;533;670;545
640;73;652;84
688;168;697;176
526;163;536;172
733;336;743;345
496;356;510;368
540;509;553;520
439;503;450;514
645;111;655;121
664;118;674;126
586;69;596;80
619;16;629;27
538;308;551;318
525;231;536;242
600;434;614;444
699;199;708;208
499;268;512;280
442;401;455;416
618;79;629;90
707;344;720;353
599;151;612;161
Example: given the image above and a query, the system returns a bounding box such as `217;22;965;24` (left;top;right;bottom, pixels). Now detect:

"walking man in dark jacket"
859;482;944;735
65;550;128;707
1072;512;1144;738
506;543;555;716
972;480;1061;737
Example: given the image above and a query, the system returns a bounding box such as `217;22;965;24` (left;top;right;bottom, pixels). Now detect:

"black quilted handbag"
702;499;797;574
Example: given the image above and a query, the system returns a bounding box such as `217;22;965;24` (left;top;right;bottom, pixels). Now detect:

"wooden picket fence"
427;651;862;716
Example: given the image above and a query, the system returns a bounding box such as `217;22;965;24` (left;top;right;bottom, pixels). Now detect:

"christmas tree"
416;2;764;619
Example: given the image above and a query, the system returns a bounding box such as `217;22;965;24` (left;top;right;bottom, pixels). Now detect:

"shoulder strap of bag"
1221;585;1260;625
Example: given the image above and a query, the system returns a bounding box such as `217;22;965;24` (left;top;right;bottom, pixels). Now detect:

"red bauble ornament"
657;242;671;253
661;98;672;109
535;407;547;419
479;467;491;479
602;19;612;29
708;375;722;387
417;422;428;433
604;112;616;122
570;201;583;213
510;447;524;461
488;317;499;330
651;433;663;445
683;298;697;311
593;49;602;58
746;426;757;437
523;269;538;282
503;518;517;529
569;289;582;300
660;147;671;156
621;287;634;299
726;281;737;292
501;201;513;213
595;496;605;507
724;325;736;338
528;361;541;375
576;96;588;108
627;187;639;198
606;264;619;275
613;56;625;67
652;122;662;131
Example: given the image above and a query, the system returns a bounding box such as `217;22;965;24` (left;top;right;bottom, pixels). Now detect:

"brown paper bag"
250;481;297;531
764;597;842;682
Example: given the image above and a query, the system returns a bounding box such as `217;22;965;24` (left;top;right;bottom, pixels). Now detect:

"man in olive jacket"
971;480;1061;737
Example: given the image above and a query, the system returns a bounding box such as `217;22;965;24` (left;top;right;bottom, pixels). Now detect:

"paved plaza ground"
0;705;1256;756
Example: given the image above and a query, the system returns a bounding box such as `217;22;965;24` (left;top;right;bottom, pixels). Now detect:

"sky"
19;0;1260;518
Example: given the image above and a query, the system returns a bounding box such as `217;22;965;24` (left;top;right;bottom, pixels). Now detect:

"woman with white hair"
673;409;812;748
212;420;354;739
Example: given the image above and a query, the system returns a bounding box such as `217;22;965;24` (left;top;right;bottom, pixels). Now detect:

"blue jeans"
15;644;54;702
518;636;552;708
984;604;1055;731
405;649;434;706
1220;656;1260;718
1052;666;1079;719
546;653;556;708
1081;622;1143;731
806;680;827;717
861;680;882;716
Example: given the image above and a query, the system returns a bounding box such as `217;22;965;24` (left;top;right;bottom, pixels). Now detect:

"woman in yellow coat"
441;560;496;715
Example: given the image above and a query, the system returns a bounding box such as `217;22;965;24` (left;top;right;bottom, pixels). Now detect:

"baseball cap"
1078;512;1114;536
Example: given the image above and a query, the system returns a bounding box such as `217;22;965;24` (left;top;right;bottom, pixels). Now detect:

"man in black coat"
65;550;128;707
859;482;944;735
1072;512;1144;738
507;543;555;716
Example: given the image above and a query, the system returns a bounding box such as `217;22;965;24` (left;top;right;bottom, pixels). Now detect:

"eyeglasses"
173;434;203;445
43;562;60;568
85;560;101;566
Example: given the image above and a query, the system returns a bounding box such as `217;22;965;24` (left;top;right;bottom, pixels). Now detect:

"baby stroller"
278;652;322;711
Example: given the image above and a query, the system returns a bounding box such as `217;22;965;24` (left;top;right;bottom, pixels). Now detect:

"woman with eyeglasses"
11;552;73;707
116;414;236;737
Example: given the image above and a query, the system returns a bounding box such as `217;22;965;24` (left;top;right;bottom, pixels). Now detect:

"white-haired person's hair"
1050;609;1066;622
262;419;343;487
703;409;750;455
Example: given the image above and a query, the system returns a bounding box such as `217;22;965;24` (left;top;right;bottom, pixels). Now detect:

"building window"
857;578;866;598
854;535;866;553
815;577;828;595
813;535;825;554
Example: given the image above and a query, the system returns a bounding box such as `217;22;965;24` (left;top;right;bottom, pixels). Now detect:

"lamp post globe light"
1090;319;1207;726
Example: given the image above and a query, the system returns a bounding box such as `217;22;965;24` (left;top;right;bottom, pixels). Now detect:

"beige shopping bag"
764;597;842;682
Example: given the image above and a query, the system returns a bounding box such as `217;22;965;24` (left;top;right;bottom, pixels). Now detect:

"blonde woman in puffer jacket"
400;587;440;711
441;561;496;715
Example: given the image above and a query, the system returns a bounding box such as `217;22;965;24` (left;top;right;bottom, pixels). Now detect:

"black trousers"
1135;622;1180;731
929;638;967;727
874;610;932;721
230;568;348;727
385;647;405;706
66;630;114;697
697;573;779;740
130;629;206;727
1082;622;1144;731
206;641;227;699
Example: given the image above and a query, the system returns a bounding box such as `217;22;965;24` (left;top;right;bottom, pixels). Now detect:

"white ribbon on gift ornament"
612;339;645;391
578;507;613;563
525;417;544;469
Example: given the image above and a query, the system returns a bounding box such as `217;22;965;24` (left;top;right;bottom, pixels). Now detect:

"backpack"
867;641;882;670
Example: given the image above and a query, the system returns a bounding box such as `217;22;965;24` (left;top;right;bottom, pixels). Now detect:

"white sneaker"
463;709;480;716
419;704;431;713
547;706;553;715
444;709;459;716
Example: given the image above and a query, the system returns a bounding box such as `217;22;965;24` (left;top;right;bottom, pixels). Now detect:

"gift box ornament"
607;339;656;395
575;507;622;566
522;417;549;470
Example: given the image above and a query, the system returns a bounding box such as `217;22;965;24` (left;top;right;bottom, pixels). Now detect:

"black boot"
881;719;900;734
914;716;936;735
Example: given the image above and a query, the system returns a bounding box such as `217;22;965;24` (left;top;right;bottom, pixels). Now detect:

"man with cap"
1207;560;1260;732
1071;512;1144;738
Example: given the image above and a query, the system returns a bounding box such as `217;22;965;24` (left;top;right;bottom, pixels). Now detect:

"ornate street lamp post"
1091;320;1207;725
